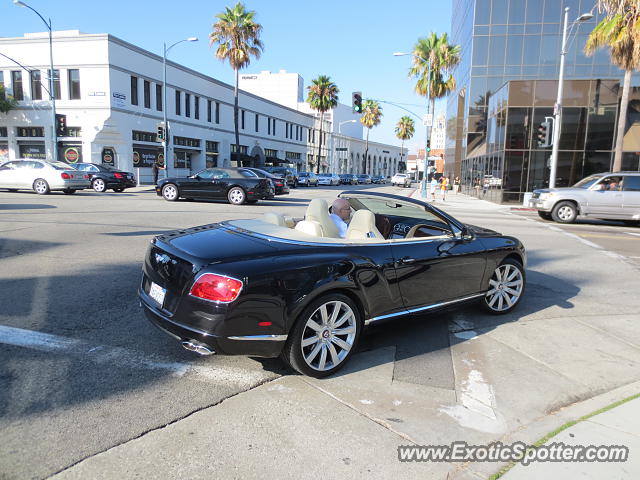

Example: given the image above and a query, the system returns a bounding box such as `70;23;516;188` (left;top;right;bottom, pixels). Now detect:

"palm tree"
210;2;263;161
306;75;339;173
410;32;460;126
360;99;383;173
0;85;18;114
395;116;415;172
585;0;640;172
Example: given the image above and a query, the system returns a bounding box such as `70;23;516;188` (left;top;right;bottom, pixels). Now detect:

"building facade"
447;0;640;202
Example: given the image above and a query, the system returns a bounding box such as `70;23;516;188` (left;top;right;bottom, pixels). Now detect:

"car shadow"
0;238;66;261
0;203;56;210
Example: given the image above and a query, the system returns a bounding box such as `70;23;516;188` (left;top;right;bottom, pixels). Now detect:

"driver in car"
329;198;352;238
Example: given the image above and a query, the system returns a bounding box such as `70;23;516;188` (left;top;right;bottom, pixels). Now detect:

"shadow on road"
0;203;56;210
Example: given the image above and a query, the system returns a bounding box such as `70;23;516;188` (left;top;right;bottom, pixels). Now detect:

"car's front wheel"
482;258;525;314
227;187;246;205
92;178;107;193
551;201;577;223
283;294;362;378
161;183;179;201
33;179;50;195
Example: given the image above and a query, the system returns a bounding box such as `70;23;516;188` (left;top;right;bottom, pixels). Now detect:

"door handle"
398;256;416;265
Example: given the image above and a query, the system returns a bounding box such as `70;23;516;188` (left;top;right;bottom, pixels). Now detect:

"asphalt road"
0;181;406;479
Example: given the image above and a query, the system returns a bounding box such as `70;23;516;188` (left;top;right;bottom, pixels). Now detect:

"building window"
173;136;200;148
0;126;7;137
130;76;138;105
132;130;160;143
273;118;276;136
231;144;248;154
175;90;181;115
173;151;192;169
17;126;45;137
265;148;277;157
156;84;162;111
194;96;200;120
241;110;245;129
11;71;23;100
48;69;60;100
68;69;81;100
215;102;220;123
255;113;259;132
143;80;151;108
268;117;271;135
207;99;212;122
185;93;191;118
30;71;42;100
65;127;82;137
206;141;219;167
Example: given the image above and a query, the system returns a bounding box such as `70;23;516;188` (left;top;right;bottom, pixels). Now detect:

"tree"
306;75;339;173
585;0;640;172
360;99;383;174
210;2;263;162
0;85;18;114
395;116;415;172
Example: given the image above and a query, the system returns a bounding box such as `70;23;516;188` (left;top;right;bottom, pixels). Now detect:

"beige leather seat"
294;220;324;237
262;212;287;227
305;199;341;238
346;210;384;240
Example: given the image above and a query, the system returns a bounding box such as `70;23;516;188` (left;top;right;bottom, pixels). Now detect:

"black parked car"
139;191;526;377
156;168;274;205
263;167;298;188
338;174;358;185
371;175;386;184
73;163;136;192
356;174;372;184
242;167;290;196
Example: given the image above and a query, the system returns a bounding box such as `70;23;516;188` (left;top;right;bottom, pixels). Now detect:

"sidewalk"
408;187;509;212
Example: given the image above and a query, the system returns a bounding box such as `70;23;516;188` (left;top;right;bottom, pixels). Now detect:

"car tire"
622;220;640;227
282;293;362;378
537;211;552;220
481;258;526;315
33;179;50;195
62;189;76;195
227;186;246;205
551;201;578;223
113;188;125;193
7;189;18;192
92;178;107;193
161;183;179;201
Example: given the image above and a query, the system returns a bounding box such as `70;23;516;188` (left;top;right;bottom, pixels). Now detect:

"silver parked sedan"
0;160;91;194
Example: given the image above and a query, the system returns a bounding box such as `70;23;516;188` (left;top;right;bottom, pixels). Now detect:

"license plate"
149;282;166;307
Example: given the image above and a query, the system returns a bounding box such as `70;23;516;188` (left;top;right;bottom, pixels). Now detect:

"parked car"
338;174;358;185
139;191;526;377
242;167;290;196
317;173;340;186
531;172;640;224
371;175;386;184
391;173;412;187
263;166;298;188
0;159;90;194
356;174;372;184
156;167;274;205
72;162;136;192
297;171;319;187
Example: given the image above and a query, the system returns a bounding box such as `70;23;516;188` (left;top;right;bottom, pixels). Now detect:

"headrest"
305;198;341;238
346;210;384;240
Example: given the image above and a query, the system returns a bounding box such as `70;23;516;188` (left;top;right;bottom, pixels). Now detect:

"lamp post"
163;37;198;178
548;8;593;188
394;52;431;198
14;0;57;163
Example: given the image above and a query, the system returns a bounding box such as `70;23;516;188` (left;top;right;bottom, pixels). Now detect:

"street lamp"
163;37;198;178
14;0;58;163
548;8;593;188
394;52;432;198
338;119;356;134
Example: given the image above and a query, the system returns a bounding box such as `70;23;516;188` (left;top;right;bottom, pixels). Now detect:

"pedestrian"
482;177;489;197
440;176;448;201
453;176;461;194
151;160;165;185
429;176;438;202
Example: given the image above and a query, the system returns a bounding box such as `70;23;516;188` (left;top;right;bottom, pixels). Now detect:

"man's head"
332;198;352;221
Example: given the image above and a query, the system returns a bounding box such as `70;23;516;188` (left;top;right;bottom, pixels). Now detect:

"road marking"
0;325;269;386
625;232;640;237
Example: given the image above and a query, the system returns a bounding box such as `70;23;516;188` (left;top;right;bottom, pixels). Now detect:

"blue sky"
3;0;453;152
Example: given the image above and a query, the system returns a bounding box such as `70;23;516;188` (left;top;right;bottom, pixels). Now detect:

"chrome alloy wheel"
300;300;357;372
162;184;178;201
33;179;49;194
485;263;524;312
92;178;106;192
228;187;245;205
556;205;574;221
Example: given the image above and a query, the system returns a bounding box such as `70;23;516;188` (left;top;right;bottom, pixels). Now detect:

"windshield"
573;174;604;189
346;195;451;227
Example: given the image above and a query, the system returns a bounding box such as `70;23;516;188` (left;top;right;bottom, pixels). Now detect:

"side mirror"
461;226;475;241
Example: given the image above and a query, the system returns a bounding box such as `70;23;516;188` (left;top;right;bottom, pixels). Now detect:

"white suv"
391;173;412;188
531;172;640;224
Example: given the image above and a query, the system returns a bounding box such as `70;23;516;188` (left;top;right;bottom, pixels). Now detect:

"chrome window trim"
364;293;485;325
227;334;288;341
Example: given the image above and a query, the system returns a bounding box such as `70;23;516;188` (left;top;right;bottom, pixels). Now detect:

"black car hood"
465;223;501;237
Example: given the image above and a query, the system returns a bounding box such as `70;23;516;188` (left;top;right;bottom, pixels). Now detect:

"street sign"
422;114;433;127
335;147;348;151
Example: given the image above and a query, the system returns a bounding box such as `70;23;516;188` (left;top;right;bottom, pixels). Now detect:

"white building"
0;31;404;180
431;113;446;151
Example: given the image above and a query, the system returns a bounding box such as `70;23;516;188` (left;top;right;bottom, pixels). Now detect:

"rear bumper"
51;180;91;190
106;179;136;189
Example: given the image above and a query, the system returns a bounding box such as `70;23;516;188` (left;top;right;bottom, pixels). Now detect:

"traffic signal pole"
549;7;569;189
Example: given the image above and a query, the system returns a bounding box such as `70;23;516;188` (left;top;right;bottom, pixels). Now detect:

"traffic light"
352;92;362;114
55;114;66;136
537;117;554;148
426;139;431;152
157;123;165;142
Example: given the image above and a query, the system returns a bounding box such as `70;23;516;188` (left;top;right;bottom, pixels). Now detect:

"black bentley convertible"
157;167;274;204
139;191;526;377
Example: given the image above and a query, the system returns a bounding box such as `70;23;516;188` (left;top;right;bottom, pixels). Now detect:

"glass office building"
447;0;640;202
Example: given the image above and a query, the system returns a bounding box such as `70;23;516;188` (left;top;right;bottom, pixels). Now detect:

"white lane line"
0;325;268;385
625;232;640;237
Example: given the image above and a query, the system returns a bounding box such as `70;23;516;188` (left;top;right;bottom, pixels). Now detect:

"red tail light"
114;172;124;179
61;172;71;179
84;174;90;179
189;273;243;303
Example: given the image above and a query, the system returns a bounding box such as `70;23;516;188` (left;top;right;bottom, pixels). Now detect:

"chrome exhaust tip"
181;340;215;356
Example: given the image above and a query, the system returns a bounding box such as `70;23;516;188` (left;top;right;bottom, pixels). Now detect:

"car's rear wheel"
537;211;552;220
482;258;525;314
283;294;362;378
551;201;577;223
62;189;76;195
227;187;246;205
161;183;179;201
92;178;107;193
113;188;125;192
33;179;50;195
